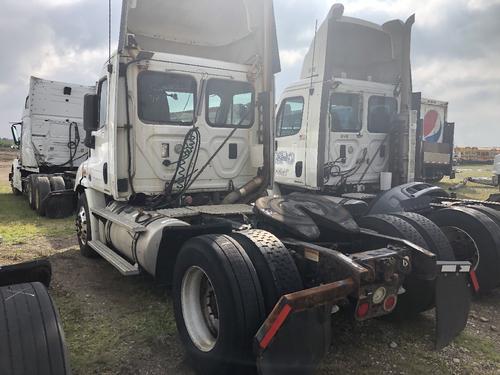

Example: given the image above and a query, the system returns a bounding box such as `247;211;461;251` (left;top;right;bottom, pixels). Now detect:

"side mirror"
83;94;98;132
10;123;21;147
83;94;98;149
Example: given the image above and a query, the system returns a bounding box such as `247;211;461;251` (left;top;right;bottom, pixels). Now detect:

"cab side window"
98;79;108;128
276;97;304;137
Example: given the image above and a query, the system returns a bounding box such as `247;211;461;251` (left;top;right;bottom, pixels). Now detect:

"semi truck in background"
74;1;470;374
9;76;94;218
413;95;455;182
274;2;500;304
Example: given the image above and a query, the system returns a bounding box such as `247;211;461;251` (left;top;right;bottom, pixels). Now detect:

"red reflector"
383;295;397;312
470;270;480;293
259;304;292;350
356;302;370;319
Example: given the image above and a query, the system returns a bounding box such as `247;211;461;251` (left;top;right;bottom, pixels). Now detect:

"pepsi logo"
423;110;443;143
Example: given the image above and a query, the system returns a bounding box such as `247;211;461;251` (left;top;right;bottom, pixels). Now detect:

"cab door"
274;95;307;187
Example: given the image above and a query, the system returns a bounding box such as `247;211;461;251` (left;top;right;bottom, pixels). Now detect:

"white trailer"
9;77;94;217
413;95;455;182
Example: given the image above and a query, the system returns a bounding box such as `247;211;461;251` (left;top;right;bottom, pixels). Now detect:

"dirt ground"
1;149;499;374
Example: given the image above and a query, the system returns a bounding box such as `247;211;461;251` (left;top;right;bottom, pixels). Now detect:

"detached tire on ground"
358;214;434;317
173;234;265;375
76;193;98;258
0;282;70;375
35;176;51;216
230;229;303;313
429;206;500;293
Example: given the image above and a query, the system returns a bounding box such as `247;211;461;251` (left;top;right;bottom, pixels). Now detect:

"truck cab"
275;4;415;195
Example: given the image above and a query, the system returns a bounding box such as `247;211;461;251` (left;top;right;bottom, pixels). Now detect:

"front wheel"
173;235;265;375
76;193;98;258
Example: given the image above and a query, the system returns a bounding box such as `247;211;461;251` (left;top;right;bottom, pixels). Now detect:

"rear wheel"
391;212;456;310
34;176;51;216
27;175;37;209
0;282;70;374
430;207;500;293
49;176;66;192
173;235;265;375
358;214;434;317
76;193;98;258
230;230;303;313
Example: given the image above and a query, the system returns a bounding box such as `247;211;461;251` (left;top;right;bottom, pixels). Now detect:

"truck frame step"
88;240;140;276
90;207;147;233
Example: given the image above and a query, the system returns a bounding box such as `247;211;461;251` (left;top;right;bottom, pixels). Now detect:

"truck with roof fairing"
74;1;472;374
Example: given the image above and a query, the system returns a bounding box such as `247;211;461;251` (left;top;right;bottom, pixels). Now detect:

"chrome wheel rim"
181;266;219;352
76;205;88;245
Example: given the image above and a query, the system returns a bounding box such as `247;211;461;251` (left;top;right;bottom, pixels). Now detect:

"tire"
173;234;265;375
358;214;435;317
466;205;500;228
76;193;98;258
0;282;70;375
391;212;456;311
230;229;303;313
27;175;37;210
429;207;500;293
35;176;51;216
392;212;455;260
49;176;66;192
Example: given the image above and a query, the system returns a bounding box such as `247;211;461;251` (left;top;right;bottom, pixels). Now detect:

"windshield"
138;71;197;125
330;93;361;132
206;79;254;128
368;96;398;133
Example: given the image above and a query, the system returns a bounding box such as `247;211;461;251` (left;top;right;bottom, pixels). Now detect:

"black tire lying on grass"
429;206;500;294
0;282;70;375
173;234;265;375
358;214;435;317
230;229;303;314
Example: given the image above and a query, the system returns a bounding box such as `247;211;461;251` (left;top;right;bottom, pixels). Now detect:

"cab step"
90;207;147;234
88;240;140;276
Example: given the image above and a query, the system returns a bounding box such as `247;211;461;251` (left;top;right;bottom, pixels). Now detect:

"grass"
0;184;74;245
437;164;499;201
52;278;178;374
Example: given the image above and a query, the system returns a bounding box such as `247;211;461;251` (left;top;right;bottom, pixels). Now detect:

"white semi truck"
9;77;94;218
274;4;500;300
74;1;471;374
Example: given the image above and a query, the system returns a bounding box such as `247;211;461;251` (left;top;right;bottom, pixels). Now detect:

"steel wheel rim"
76;205;88;245
181;266;219;352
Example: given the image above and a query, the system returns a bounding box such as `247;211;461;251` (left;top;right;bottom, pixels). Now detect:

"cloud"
0;0;121;136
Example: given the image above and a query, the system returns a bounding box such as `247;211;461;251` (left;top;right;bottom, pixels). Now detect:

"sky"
0;0;499;146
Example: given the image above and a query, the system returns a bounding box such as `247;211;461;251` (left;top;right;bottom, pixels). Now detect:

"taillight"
383;295;397;312
356;301;370;319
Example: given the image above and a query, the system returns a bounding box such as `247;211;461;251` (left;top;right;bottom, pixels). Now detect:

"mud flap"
435;261;471;350
256;306;332;375
42;190;76;219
